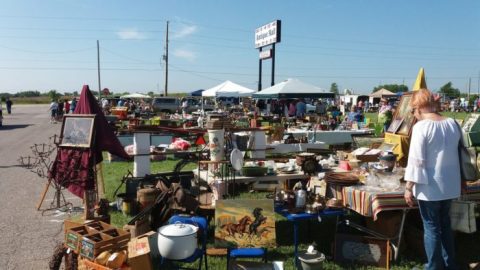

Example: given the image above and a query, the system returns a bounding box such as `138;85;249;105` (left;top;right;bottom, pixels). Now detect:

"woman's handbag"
454;121;480;181
450;198;477;233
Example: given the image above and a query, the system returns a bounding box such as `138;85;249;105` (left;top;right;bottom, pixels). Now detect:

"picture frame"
392;93;416;136
386;118;403;134
60;114;96;148
215;199;276;248
334;234;390;269
378;142;398;153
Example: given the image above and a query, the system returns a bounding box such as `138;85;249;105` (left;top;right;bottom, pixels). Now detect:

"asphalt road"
0;105;82;269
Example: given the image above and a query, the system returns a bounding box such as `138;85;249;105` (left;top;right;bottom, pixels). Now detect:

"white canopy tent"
120;93;151;99
252;78;334;98
369;88;396;98
202;80;255;97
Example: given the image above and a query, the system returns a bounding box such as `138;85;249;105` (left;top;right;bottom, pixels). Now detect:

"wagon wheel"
49;242;78;270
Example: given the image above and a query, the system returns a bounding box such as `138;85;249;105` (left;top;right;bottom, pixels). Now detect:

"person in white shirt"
181;98;188;116
49;100;59;124
404;89;460;270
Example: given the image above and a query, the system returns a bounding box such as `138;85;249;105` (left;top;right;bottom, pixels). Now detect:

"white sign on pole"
259;49;272;59
255;20;281;49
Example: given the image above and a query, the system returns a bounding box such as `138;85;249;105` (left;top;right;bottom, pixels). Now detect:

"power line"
101;47;161;65
0;67;162;71
0;14;167;23
169;64;224;82
0;44;96;54
0;26;164;33
0;15;478;52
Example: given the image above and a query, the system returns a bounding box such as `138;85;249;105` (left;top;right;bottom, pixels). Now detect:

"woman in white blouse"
404;89;461;270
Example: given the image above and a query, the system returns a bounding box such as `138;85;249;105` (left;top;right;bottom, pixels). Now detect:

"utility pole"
477;71;480;96
163;21;169;97
468;77;471;100
97;40;101;100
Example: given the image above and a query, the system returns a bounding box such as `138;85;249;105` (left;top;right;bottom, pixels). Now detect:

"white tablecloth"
287;129;374;145
266;143;328;154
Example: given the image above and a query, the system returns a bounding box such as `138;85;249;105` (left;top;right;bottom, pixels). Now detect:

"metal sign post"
255;20;281;91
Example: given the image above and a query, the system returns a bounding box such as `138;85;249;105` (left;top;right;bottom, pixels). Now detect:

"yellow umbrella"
412;67;427;91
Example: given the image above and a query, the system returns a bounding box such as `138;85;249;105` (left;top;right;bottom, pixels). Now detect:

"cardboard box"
123;218;150;238
128;231;156;270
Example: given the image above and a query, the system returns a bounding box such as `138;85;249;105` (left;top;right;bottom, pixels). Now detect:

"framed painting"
215;199;276;248
60;114;96;148
334;234;391;269
386;118;403;134
378;142;398;153
392;93;416;136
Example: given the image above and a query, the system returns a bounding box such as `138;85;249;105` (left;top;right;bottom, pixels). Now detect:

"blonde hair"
410;88;440;112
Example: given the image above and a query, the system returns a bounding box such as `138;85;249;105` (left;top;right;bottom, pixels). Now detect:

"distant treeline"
0;90;188;104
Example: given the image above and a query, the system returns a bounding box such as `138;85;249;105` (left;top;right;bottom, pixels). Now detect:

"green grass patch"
102;157;428;269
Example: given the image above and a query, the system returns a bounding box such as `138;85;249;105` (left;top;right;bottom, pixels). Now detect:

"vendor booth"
202;80;255;97
252;78;334;99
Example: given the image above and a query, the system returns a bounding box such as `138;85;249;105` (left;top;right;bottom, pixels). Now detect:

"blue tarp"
190;89;204;96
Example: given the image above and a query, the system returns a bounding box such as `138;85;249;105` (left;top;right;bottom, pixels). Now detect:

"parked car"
152;97;214;114
218;97;239;106
151;97;181;113
185;97;215;112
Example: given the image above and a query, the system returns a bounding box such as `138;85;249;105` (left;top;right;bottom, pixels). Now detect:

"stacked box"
65;221;130;260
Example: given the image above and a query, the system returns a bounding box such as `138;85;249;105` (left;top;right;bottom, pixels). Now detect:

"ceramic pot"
157;222;198;260
379;152;396;172
208;129;225;161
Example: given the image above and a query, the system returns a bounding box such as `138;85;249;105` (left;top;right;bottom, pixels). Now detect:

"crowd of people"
101;98;152;116
48;98;76;124
246;97;394;131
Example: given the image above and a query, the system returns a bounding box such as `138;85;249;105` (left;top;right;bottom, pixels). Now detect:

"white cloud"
173;49;196;61
116;28;147;40
172;25;197;39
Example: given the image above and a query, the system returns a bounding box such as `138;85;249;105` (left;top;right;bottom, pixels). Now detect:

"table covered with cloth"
287;129;373;145
342;184;480;221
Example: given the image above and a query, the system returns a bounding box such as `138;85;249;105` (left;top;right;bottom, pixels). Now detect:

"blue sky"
0;0;479;95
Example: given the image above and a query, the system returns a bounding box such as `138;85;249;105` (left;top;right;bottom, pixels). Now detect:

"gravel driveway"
0;105;82;269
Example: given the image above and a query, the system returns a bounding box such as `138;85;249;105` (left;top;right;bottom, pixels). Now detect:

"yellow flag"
412;68;427;91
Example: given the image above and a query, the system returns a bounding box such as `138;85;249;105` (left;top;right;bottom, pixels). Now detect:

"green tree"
47;90;61;101
345;89;352;95
15;91;41;97
438;82;460;98
147;91;155;97
330;82;339;94
372;84;408;93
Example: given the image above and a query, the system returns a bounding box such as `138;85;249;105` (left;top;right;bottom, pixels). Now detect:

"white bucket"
250;130;266;159
208;129;225;161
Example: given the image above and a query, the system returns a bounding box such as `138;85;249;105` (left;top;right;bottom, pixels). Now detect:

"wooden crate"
67;221;130;259
80;229;130;260
65;225;97;253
